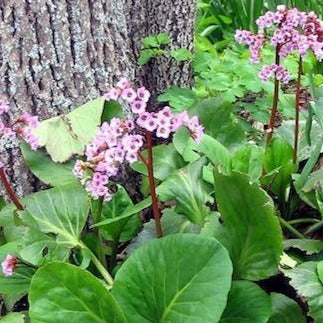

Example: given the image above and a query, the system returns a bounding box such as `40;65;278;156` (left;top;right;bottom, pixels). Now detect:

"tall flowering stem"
0;167;24;210
145;131;163;238
265;46;281;147
293;56;302;164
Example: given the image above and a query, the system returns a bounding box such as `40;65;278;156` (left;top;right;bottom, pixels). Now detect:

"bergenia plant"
74;78;203;237
235;5;323;163
0;100;40;210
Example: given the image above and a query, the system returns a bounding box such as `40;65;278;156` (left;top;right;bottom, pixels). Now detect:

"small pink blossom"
131;100;146;114
116;78;131;90
104;88;120;101
121;88;137;103
1;254;18;277
137;87;151;102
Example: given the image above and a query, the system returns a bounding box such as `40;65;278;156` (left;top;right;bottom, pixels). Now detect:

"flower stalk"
293;56;302;164
265;45;281;147
0;167;24;210
145;131;163;238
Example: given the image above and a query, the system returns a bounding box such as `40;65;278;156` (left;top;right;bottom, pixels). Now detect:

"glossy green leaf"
92;196;151;242
157;158;212;226
20;187;89;248
113;234;233;323
209;170;283;280
284;261;323;322
126;207;200;254
29;262;125;323
232;144;264;182
93;186;141;242
131;144;186;181
190;98;246;151
21;142;80;188
276;120;323;161
0;312;25;323
220;281;272;323
263;138;298;201
267;293;306;323
284;239;323;255
35;97;104;162
101;100;124;123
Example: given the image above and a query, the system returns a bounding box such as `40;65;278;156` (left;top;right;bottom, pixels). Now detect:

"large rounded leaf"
267;293;306;323
21;142;80;188
157;158;212;226
112;234;233;323
21;187;89;247
29;262;125;323
220;281;272;323
284;261;323;322
212;170;283;280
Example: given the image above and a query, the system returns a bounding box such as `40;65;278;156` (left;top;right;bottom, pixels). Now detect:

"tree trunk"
0;0;196;197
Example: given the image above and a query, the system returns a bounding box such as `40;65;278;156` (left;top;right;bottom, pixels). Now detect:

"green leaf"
138;49;154;65
173;128;231;172
170;48;193;61
20;187;89;247
29;262;126;323
284;239;323;255
21;142;80;188
190;98;246;151
156;33;171;45
142;35;159;48
268;293;306;323
276;120;323;161
131;144;186;181
284;261;323;322
157;87;197;112
220;281;272;323
101;100;124;123
232;144;264;183
0;313;25;323
93;186;141;242
35;97;105;162
263;138;298;202
92;196;151;242
157;158;212;226
209;170;283;280
126;207;200;254
113;234;233;323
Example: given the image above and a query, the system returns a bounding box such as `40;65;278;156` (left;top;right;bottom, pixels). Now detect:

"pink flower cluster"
1;254;18;277
259;64;290;83
236;6;323;82
74;79;204;200
235;30;264;63
74;118;144;200
0;100;41;151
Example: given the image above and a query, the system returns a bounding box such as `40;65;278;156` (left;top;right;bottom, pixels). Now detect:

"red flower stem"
293;56;302;164
0;167;24;210
265;46;281;147
145;131;163;238
138;151;149;167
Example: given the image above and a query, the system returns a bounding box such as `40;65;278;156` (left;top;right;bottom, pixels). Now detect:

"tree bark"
0;0;196;196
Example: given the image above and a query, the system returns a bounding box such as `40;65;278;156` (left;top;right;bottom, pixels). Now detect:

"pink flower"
137;87;151;102
131;100;146;114
121;88;137;103
104;88;120;101
1;254;18;277
116;78;131;89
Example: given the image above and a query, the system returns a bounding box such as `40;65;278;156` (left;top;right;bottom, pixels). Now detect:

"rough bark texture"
126;0;196;106
0;0;196;197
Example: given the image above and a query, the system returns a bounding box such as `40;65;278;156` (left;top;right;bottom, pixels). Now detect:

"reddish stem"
293;56;302;164
0;167;24;210
265;46;281;146
145;131;163;238
138;151;149;167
